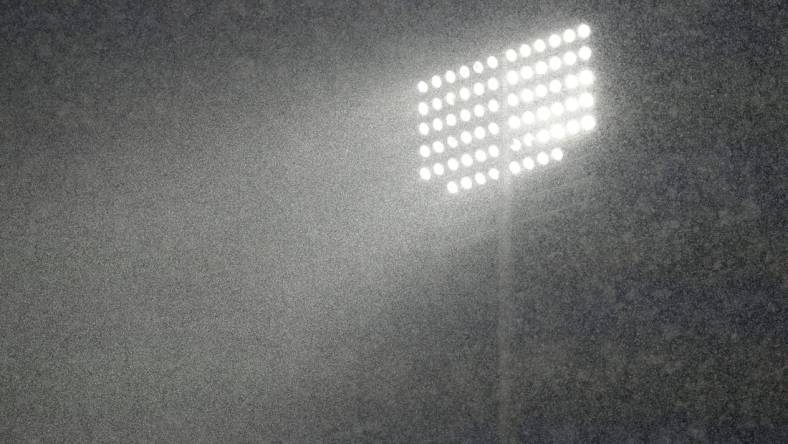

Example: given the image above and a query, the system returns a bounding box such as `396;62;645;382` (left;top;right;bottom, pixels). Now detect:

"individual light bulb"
508;115;521;129
549;34;561;48
487;99;500;113
418;123;429;135
487;77;500;91
445;92;456;105
537;129;550;143
488;145;500;157
563;51;577;66
447;181;458;194
447;136;458;148
420;167;431;180
507;93;519;107
505;49;518;62
581;115;596;130
566;119;580;135
474;149;487;162
474;126;486;139
537;106;551;121
432;141;445;153
461;131;473;144
523;156;535;170
489;168;500;180
473;82;485;96
445;70;456;83
460;109;471;121
433;163;445;175
551;147;564;161
549;56;562;71
459;65;470;78
510;138;522;151
534;84;547;97
431;75;442;88
551;102;564;116
563;29;576;43
535;61;548;75
459;87;471;101
564;74;579;89
473;61;484;74
448;157;459;170
473;104;485;117
461;153;473;166
418;102;429;116
419;145;431;158
533;39;546;53
579;92;594;108
488;122;500;135
521;111;535;125
506;70;519;85
519;44;531;57
519;88;534;103
522;133;535;146
460;176;472;190
537;151;550;165
475;172;487;185
565;96;579;111
446;113;457;127
578;23;591;39
579;69;594;85
432;97;442;110
549;79;562;93
578;46;592;61
509;161;522;174
486;56;499;69
520;66;534;80
432;118;443;131
417;81;429;93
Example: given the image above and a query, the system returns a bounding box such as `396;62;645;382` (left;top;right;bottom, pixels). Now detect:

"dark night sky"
1;1;786;442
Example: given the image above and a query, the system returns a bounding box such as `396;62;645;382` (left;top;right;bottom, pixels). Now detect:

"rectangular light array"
414;23;597;194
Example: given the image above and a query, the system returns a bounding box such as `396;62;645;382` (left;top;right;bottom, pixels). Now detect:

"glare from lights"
487;77;500;91
581;115;596;130
486;56;499;69
509;161;522;174
549;79;562;93
460;109;471;121
447;181;458;194
550;102;564;116
445;92;456;105
433;162;445;175
506;70;519;85
488;99;500;113
519;44;531;57
420;167;431;180
520;66;534;80
520;88;534;103
473;61;484;74
521;111;535;125
563;29;576;43
505;49;518;62
432;97;442;110
488;145;500;157
489;168;500;180
551;147;564;161
473;104;485;117
537;152;550;165
445;70;457;83
431;75;442;88
418;122;429;135
564;74;579;89
537;129;550;143
432;141;445;153
533;39;546;53
549;34;561;48
460;176;473;190
418;102;429;116
461;153;473;166
432;118;443;131
418;81;429;94
475;172;487;185
508;115;521;129
549;56;562;71
459;87;471;101
507;93;519;107
579;92;594;108
523;156;535;170
488;122;500;135
537;106;551;121
474;126;486;139
578;46;592;61
534;84;548;97
565;96;579;112
577;23;591;39
419;145;430;158
448;157;459;170
446;113;457;127
459;65;470;78
550;123;565;139
447;136;458;148
566;119;580;135
473;82;485;96
563;51;577;66
474;149;487;162
461;131;473;144
579;69;594;85
535;61;548;75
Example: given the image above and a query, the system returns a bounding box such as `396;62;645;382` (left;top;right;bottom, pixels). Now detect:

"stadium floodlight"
413;23;597;194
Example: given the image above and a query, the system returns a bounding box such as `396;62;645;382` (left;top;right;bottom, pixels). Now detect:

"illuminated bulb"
505;49;517;62
535;84;547;97
579;92;594;108
489;168;500;180
432;97;442;110
550;123;565;139
551;147;564;161
537;152;549;165
537;106;551;121
433;163;445;175
417;81;429;93
474;126;486;139
577;23;591;39
563;51;577;66
459;65;470;78
579;69;594;85
418;123;429;135
549;79;562;93
460;176;472;190
551;102;564;116
488;122;500;135
432;118;443;131
523;157;535;170
537;129;550;143
506;70;519;85
510;138;522;151
578;46;592;61
461;131;473;145
488;145;500;157
446;113;457;127
549;34;561;48
508;115;521;129
581;115;596;130
432;141;445;153
487;99;500;113
473;104;485;117
521;111;535;125
520;66;534;80
445;92;456;106
533;39;546;53
565;96;579;111
487;77;500;91
563;29;576;43
473;61;484;74
448;157;459;170
549;56;562;71
486;56;499;69
445;70;456;84
564;74;579;89
519;88;534;103
419;145;430;158
459;87;471;101
431;75;442;88
475;172;487;185
460;109;471;121
522;133;535;146
535;61;548;75
507;93;519;107
418;102;429;116
447;181;458;194
473;82;485;96
475;149;487;162
461;153;473;166
447;136;458;148
509;161;522;174
519;44;531;57
419;167;431;180
566;119;580;135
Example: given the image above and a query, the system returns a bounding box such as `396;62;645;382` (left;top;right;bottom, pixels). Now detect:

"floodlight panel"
414;23;598;194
